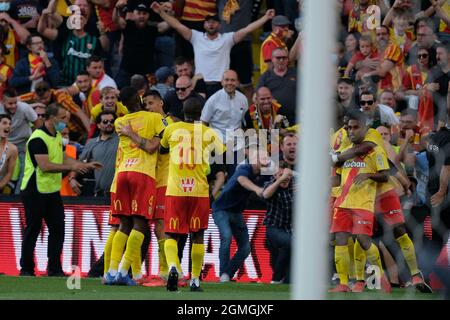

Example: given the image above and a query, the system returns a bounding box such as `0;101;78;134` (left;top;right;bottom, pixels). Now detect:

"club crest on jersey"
124;158;139;167
343;160;366;168
181;177;195;192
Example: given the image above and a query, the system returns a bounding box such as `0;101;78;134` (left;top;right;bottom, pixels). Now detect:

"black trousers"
20;192;65;274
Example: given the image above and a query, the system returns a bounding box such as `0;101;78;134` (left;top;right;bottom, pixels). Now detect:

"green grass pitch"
0;276;442;300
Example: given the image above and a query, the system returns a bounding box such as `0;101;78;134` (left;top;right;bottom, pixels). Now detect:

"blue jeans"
266;225;291;283
154;35;175;67
212;209;251;278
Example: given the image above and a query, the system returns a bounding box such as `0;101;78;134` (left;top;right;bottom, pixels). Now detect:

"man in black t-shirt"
113;2;167;88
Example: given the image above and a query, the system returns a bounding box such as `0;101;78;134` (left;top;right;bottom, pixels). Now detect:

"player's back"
115;111;165;178
161;121;225;198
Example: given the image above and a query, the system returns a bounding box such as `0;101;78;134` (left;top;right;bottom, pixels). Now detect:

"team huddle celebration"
0;0;449;299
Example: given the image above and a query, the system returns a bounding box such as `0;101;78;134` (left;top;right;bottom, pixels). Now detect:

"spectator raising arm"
38;8;58;41
151;1;192;41
0;12;30;45
233;9;275;44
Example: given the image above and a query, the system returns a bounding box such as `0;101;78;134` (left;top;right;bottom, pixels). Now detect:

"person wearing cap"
113;1;169;88
151;2;275;98
150;66;175;99
259;15;292;74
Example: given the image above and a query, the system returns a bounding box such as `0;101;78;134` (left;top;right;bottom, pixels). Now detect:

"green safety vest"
21;128;63;193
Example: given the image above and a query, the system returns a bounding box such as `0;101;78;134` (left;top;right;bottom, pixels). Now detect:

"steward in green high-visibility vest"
19;103;102;277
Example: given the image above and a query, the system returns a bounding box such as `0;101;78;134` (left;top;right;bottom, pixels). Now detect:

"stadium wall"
0;198;273;283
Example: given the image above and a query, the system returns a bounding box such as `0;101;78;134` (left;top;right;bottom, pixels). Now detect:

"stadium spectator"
399;47;432;112
20;81;90;142
212;148;269;283
201;69;248;176
0;11;30;68
217;0;255;103
113;1;167;88
0;45;12;99
423;42;450;131
336;77;357;129
89;86;128;138
164;75;204;121
152;2;275;98
359;90;400;128
262;161;294;284
379;90;398;111
10;34;60;95
70;111;118;197
150;66;175;98
0;113;18;194
174;56;206;98
280;132;298;170
259;15;291;75
19;103;101;277
362;25;405;94
71;70;99;118
258;47;297;126
406;23;439;68
243;86;282;133
9;0;41;33
38;7;107;86
0;88;41;192
171;0;217;60
344;34;380;81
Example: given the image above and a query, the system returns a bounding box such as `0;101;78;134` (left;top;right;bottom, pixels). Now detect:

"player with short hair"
160;97;225;292
329;110;391;293
103;90;165;285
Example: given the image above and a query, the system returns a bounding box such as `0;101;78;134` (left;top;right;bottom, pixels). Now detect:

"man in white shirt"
201;70;248;176
151;2;275;98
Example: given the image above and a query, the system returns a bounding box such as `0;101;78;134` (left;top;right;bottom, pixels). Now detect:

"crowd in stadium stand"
0;0;449;295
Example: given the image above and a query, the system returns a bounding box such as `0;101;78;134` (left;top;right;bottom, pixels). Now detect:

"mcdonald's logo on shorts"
169;218;179;231
114;199;122;211
148;195;154;215
190;217;201;230
132;200;138;212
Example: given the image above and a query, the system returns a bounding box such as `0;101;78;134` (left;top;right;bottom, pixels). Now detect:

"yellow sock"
164;239;179;270
366;243;384;275
109;230;128;273
120;230;144;278
396;233;419;276
158;239;168;275
354;240;367;281
103;229;117;275
191;243;205;279
335;245;350;286
347;238;356;280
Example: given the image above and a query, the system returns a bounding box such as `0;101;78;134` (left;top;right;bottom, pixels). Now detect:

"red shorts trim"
375;190;405;225
109;192;121;225
330;207;374;236
165;195;210;234
329;196;336;225
152;186;166;221
113;172;156;220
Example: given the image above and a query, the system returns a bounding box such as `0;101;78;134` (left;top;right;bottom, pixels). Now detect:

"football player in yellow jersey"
329;110;392;294
103;87;166;286
160;97;225;292
331;113;432;293
142;90;178;283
